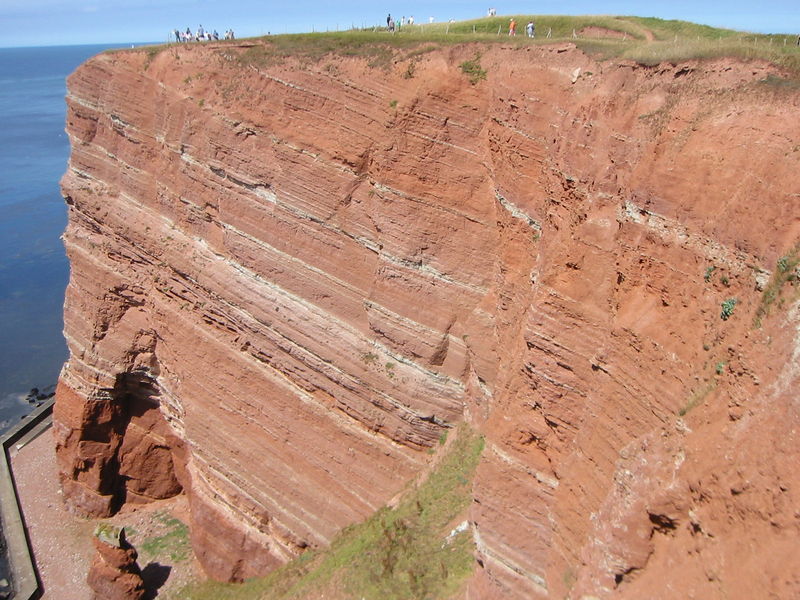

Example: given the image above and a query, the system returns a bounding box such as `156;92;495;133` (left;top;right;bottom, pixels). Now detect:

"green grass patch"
460;53;487;84
754;243;800;327
623;16;740;41
123;16;800;77
140;511;191;562
231;31;438;70
177;426;484;600
443;14;649;40
720;297;738;320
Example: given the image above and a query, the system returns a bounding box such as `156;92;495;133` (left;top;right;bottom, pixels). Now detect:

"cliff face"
57;39;800;598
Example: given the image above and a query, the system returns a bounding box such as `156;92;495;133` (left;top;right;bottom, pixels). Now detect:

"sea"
0;43;152;586
0;44;140;435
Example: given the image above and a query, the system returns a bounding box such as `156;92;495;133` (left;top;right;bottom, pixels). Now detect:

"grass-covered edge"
175;425;484;600
130;15;800;78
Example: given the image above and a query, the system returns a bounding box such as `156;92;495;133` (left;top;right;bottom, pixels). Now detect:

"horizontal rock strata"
57;39;800;597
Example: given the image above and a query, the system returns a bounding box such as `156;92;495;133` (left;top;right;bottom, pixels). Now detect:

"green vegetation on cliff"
754;244;800;327
221;15;800;76
139;15;800;77
176;426;484;600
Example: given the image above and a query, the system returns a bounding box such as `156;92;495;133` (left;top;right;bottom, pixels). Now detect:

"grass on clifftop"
175;426;484;600
210;15;800;76
138;15;800;77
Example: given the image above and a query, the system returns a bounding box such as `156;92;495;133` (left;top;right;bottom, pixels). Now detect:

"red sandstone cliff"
56;39;800;598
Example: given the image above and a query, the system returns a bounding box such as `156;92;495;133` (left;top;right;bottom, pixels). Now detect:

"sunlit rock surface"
56;40;800;597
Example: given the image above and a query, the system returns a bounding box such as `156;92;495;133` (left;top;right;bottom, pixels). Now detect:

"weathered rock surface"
57;39;800;597
87;525;145;600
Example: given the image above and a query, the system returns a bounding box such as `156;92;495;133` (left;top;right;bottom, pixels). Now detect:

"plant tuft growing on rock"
720;298;738;320
754;245;800;327
460;54;487;84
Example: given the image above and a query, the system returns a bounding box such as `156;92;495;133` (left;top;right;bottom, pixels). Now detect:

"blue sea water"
0;44;134;434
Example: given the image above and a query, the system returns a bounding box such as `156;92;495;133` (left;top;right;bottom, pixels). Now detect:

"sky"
1;0;799;47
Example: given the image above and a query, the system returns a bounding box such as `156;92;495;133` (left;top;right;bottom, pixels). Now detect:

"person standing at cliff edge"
509;18;517;36
526;21;535;38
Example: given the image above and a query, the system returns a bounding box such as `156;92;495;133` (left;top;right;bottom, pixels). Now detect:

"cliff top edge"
107;15;800;78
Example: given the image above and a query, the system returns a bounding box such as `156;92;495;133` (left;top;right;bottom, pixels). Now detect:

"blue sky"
2;1;798;47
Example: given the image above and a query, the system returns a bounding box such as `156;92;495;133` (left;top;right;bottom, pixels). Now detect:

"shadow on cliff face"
141;562;172;599
109;371;184;514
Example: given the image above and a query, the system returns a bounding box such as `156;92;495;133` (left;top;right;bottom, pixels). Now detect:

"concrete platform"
0;399;54;600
